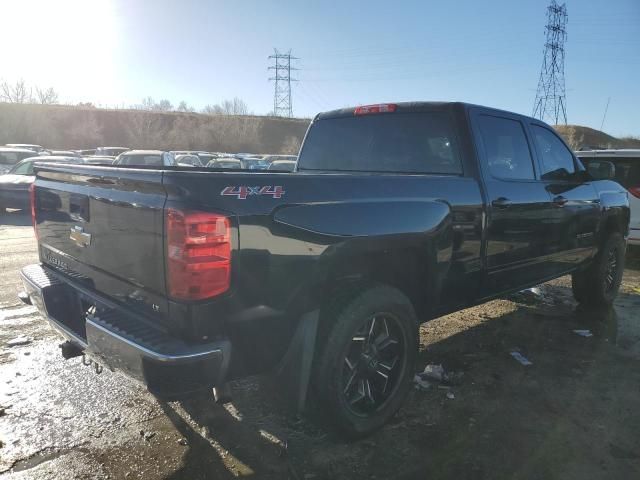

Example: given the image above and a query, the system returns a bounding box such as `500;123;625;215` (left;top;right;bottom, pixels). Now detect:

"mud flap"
274;310;319;413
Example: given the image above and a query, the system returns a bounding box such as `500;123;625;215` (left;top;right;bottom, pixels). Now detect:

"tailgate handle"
70;194;90;222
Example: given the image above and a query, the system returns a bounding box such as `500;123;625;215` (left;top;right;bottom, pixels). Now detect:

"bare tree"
35;86;59;105
138;96;155;110
201;97;249;116
177;100;194;113
156;99;173;111
1;79;33;103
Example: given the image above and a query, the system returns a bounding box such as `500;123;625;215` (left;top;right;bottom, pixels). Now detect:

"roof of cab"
314;101;541;124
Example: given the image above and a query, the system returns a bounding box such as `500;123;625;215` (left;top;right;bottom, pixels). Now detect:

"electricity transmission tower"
532;0;568;125
268;49;298;117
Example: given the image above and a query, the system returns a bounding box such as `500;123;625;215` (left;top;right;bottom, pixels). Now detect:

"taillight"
29;183;38;239
354;103;397;115
628;186;640;199
166;209;231;301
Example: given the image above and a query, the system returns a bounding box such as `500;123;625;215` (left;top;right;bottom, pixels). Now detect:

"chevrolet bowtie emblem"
70;225;92;248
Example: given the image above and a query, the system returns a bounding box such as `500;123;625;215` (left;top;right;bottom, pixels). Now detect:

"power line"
600;97;611;131
268;49;299;117
532;0;568;125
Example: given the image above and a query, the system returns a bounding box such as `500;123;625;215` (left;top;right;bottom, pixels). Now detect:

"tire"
572;233;626;307
314;284;418;438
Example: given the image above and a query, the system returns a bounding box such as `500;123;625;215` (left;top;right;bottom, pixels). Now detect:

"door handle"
491;197;512;209
552;195;568;207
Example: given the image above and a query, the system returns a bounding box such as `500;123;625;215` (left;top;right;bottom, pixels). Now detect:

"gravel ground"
1;209;639;479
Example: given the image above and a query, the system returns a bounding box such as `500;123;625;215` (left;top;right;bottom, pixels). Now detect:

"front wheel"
314;285;418;438
572;233;626;307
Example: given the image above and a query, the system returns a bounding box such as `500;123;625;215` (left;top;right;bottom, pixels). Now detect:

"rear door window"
531;125;576;179
298;112;462;174
476;115;535;180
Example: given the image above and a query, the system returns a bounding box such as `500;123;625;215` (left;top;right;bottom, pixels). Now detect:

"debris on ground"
422;364;445;382
413;374;431;391
6;336;32;347
446;392;455;400
177;438;188;446
510;351;533;366
573;329;594;338
414;364;464;391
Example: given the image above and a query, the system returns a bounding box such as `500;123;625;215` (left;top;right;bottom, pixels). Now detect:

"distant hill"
554;125;640;150
0;103;310;154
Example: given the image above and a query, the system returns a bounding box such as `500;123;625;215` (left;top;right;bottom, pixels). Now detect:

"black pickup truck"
20;102;629;437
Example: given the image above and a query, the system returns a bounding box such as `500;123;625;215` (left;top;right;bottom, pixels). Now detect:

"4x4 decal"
221;186;285;199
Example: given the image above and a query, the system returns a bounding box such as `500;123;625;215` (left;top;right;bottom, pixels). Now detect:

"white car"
113;150;176;167
577;149;640;245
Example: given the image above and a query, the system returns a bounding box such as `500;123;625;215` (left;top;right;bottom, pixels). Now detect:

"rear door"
35;165;169;322
470;109;555;294
529;123;600;267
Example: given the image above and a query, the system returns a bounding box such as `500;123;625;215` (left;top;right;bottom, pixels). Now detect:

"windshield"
298;112;462;174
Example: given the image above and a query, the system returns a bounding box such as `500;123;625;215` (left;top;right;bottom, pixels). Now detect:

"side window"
477;115;535;180
531;125;576;180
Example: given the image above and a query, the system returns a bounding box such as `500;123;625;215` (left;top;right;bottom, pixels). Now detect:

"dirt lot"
1;210;639;480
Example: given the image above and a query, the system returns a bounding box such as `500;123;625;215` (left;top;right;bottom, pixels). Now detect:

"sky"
0;0;638;136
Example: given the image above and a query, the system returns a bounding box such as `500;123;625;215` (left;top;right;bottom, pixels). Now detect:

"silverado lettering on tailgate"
221;186;285;199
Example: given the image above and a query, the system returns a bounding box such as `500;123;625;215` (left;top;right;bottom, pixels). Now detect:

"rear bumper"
629;228;640;246
20;263;231;399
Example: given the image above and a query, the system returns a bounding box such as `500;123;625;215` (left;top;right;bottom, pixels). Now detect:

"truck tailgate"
34;165;169;321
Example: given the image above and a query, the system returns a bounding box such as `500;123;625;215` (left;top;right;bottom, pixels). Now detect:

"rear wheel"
314;284;418;438
572;233;626;307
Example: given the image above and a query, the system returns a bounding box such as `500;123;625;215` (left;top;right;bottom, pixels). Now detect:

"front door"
529;123;600;271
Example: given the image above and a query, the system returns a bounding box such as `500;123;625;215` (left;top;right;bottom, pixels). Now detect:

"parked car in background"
175;154;203;167
577;149;640;245
49;150;82;157
262;154;298;163
0;148;41;174
0;156;84;211
206;157;243;169
113;150;176;167
96;147;129;157
83;156;116;165
239;156;270;170
196;153;217;164
267;159;296;171
5;143;45;153
75;149;97;156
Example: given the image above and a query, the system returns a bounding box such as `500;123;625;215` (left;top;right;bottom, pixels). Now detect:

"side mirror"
586;160;615;180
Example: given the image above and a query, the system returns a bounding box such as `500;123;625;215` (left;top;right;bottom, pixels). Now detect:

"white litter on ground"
6;336;33;347
573;329;594;338
0;306;37;321
421;364;445;382
510;351;533;366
